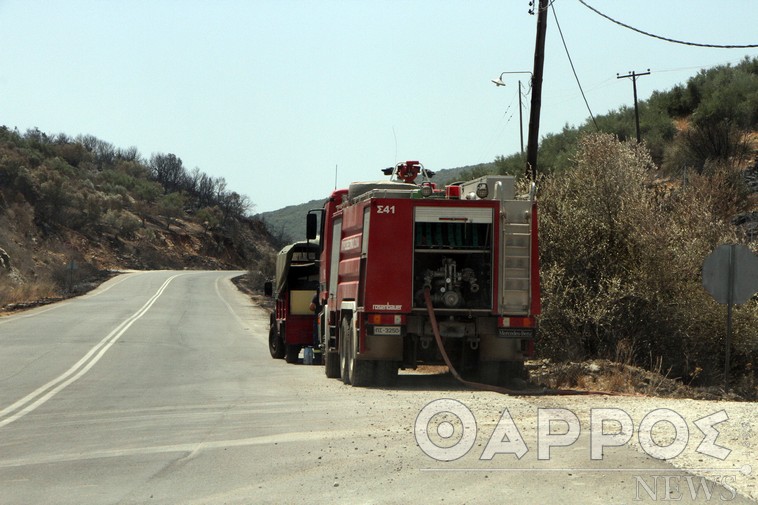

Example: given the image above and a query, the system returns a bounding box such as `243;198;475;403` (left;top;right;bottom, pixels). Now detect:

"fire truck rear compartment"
412;221;492;310
404;219;499;372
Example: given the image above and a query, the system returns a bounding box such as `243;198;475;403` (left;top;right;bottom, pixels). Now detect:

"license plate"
373;326;402;336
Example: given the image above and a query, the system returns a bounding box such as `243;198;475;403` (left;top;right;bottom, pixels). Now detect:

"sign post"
66;259;77;293
702;244;758;387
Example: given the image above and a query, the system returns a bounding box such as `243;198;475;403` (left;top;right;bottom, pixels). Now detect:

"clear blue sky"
2;1;757;213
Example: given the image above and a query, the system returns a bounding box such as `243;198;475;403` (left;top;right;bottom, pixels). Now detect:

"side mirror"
306;212;318;240
263;281;273;297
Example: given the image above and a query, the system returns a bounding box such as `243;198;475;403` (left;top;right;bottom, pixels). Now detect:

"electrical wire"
551;2;600;130
478;88;519;162
653;58;751;75
577;0;758;49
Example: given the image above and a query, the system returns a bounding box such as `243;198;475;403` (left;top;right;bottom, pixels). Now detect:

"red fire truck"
265;240;321;364
305;161;540;387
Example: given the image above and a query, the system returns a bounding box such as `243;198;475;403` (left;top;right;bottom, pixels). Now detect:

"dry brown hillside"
0;127;279;311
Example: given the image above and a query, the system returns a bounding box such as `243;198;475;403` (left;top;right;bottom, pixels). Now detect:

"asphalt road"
0;271;754;504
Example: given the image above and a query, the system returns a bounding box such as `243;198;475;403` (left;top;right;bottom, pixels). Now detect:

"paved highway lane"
0;271;269;503
0;271;755;504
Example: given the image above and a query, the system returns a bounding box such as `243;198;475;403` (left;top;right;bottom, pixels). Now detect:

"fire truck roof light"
446;185;461;199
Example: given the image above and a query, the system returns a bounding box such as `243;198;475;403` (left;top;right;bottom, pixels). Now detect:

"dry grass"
527;358;752;400
0;279;59;308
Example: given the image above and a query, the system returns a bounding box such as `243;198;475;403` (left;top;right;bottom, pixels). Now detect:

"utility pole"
492;72;531;155
518;80;525;155
525;0;549;180
617;69;650;143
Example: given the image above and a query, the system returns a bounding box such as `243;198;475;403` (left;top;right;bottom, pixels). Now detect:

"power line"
653;58;753;74
577;0;758;49
478;89;518;162
551;2;599;130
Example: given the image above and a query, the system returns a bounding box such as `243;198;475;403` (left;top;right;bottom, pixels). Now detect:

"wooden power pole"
617;69;650;143
525;0;549;180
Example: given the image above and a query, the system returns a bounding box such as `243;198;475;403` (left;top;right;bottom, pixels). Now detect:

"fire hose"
423;288;638;397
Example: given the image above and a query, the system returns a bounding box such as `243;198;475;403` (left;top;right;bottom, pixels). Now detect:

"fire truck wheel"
285;344;301;364
348;325;376;388
341;315;375;387
349;358;374;387
269;323;285;359
325;350;341;378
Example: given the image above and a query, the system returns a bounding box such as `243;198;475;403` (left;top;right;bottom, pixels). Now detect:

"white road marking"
0;274;182;429
0;430;344;469
214;275;250;330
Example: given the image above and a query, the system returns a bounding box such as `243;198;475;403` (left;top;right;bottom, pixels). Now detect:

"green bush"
101;209;141;237
538;133;756;387
693;65;758;129
196;206;222;231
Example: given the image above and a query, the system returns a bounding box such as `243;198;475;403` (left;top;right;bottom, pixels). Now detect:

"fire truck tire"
341;315;375;387
325;350;340;378
349;343;375;386
349;359;374;387
269;323;285;359
285;344;301;364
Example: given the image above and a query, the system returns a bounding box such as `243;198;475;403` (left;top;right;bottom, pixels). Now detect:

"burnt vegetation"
0;128;279;309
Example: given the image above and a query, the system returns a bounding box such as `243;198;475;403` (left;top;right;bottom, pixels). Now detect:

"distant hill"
257;198;327;244
431;162;497;185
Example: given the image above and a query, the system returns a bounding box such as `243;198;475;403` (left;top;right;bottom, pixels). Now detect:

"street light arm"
491;71;533;87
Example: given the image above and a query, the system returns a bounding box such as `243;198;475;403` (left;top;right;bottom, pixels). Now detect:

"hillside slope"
0;127;279;309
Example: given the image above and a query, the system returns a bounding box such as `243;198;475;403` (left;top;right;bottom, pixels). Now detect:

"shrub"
101;209;141;238
196;206;223;231
537;133;755;388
